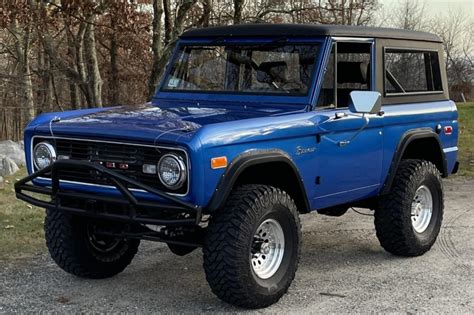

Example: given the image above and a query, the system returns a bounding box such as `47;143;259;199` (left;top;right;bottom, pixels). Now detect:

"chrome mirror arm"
318;113;371;147
337;114;369;147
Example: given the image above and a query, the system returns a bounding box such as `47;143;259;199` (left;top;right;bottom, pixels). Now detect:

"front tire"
44;210;140;279
203;185;301;309
375;159;443;256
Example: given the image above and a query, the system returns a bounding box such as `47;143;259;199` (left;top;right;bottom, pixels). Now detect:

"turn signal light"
143;163;157;174
211;156;228;169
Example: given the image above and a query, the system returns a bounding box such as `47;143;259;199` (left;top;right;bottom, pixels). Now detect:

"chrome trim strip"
385;91;444;97
332;37;375;42
384;46;439;53
443;146;458;153
30;135;190;197
314;183;380;199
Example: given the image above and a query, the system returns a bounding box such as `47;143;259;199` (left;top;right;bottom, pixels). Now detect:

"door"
312;39;384;210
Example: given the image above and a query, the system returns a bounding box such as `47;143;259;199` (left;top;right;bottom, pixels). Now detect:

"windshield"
162;43;320;96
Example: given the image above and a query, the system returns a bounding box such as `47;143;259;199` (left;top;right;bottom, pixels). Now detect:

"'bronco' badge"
296;146;316;155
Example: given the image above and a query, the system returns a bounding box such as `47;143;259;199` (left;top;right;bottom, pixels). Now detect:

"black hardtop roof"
181;23;442;43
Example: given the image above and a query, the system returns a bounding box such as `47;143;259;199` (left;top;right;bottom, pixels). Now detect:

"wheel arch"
205;150;311;213
381;128;447;195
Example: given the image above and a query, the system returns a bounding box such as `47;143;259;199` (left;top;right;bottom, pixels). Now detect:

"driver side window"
317;41;372;108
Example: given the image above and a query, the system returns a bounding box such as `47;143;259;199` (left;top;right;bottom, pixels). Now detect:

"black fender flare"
381;128;447;195
205;149;310;213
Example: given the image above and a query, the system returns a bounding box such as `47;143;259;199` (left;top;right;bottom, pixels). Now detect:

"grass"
0;102;473;261
457;102;474;176
0;168;45;261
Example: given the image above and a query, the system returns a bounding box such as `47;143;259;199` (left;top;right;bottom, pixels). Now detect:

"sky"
378;0;474;16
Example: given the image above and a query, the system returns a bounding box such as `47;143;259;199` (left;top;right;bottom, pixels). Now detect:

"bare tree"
1;2;37;125
2;0;472;142
147;0;165;100
84;20;103;108
385;0;427;30
109;15;120;106
10;19;36;124
431;9;473;99
233;0;245;24
244;0;378;25
146;0;202;100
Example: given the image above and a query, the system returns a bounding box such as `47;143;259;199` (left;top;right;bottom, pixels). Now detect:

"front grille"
33;137;188;195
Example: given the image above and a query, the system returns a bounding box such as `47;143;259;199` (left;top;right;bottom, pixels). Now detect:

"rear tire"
203;185;301;309
375;159;443;256
44;210;140;279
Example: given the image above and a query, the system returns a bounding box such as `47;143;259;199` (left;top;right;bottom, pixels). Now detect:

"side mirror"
348;91;382;114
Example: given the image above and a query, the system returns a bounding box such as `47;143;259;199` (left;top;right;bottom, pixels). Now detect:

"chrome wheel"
251;218;285;279
411;185;433;233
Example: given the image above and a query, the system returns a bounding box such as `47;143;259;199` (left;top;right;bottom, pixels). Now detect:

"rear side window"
384;49;442;95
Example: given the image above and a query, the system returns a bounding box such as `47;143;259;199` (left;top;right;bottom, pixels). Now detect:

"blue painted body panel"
23;36;459;213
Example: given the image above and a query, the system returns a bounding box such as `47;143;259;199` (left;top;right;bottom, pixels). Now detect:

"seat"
336;61;370;107
257;61;289;84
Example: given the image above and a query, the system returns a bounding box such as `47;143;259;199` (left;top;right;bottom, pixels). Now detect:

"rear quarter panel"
381;100;458;185
376;38;457;184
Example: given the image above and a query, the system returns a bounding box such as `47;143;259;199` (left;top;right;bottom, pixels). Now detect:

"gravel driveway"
1;177;473;313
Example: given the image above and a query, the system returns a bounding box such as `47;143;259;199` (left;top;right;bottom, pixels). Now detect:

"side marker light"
211;156;228;169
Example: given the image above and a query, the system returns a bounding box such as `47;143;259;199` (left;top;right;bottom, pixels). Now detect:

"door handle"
334;112;346;119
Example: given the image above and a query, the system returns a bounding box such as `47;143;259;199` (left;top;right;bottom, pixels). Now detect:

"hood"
32;103;297;144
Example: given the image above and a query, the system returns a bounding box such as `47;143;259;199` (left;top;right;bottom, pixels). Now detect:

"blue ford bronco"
16;24;459;308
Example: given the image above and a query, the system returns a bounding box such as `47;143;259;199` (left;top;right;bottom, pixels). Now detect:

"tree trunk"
233;0;244;24
38;48;54;112
11;19;35;124
199;0;211;27
43;23;88;108
109;18;120;105
173;0;197;41
163;0;172;45
147;0;197;100
84;21;102;108
66;26;81;109
147;0;164;100
19;44;35;124
74;24;90;106
68;83;80;110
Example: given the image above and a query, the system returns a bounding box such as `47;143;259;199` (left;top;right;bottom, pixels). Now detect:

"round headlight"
33;142;56;170
158;154;186;190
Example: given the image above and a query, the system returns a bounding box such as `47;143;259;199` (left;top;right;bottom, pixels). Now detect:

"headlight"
33;142;56;170
158;153;186;190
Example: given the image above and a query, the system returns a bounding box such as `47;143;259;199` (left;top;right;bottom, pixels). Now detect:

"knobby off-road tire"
375;159;444;256
203;185;301;309
44;209;140;279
